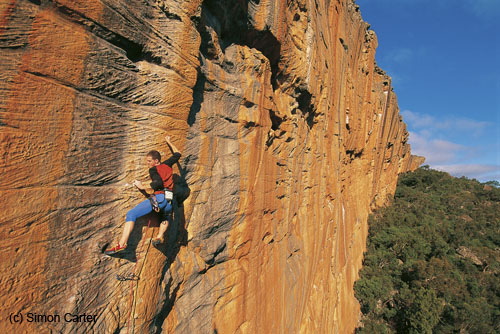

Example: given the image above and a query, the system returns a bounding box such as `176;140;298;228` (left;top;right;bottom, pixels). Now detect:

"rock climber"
104;135;181;255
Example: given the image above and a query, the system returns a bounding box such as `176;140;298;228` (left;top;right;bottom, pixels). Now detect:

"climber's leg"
154;220;168;242
118;221;134;247
105;198;153;255
153;201;172;246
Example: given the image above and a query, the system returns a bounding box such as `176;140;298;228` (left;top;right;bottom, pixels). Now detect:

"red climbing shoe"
104;243;126;255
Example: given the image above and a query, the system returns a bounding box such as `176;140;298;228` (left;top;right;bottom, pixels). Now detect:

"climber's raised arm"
163;135;181;166
165;135;180;155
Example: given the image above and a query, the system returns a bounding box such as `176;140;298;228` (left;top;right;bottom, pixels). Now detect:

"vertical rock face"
0;1;422;333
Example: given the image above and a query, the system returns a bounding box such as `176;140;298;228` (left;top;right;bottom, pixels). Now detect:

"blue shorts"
125;193;172;222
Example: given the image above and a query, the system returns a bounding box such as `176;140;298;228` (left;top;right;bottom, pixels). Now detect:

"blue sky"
355;0;500;182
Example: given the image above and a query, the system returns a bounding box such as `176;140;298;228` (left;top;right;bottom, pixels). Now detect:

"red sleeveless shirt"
155;163;173;191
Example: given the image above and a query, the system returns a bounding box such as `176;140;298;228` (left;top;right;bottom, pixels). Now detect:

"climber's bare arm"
133;180;150;197
165;135;180;154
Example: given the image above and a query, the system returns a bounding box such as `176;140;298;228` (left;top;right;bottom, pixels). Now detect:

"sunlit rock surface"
0;1;423;333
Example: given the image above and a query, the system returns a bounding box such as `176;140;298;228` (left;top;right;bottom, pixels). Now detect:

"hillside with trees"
355;167;500;333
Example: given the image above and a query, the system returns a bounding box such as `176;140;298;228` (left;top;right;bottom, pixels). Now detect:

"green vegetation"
355;167;500;333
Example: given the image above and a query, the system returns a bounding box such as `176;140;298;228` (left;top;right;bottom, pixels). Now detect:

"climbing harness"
149;195;160;213
149;189;173;213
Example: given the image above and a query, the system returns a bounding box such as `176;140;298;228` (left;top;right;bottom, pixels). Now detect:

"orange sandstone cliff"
0;1;424;333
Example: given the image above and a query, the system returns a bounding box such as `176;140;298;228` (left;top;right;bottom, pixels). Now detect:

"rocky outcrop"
0;1;422;333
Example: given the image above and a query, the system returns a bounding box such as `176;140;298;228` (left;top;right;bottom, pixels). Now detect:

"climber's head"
146;150;161;168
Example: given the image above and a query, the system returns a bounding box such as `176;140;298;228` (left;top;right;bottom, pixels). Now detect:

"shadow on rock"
150;172;191;333
103;212;161;262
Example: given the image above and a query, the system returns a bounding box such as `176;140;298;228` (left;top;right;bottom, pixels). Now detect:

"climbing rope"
118;218;154;334
118;199;175;333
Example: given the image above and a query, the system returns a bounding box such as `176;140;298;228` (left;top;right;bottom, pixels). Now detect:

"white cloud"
401;110;435;128
454;118;491;135
433;164;500;181
409;131;464;165
404;110;498;181
402;110;491;136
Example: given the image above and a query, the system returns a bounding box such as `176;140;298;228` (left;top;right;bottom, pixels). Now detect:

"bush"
354;168;500;333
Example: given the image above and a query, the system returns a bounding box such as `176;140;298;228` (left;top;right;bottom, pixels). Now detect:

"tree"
484;180;500;188
404;288;443;334
355;167;500;333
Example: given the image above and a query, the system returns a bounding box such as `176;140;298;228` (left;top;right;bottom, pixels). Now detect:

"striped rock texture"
0;1;424;333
